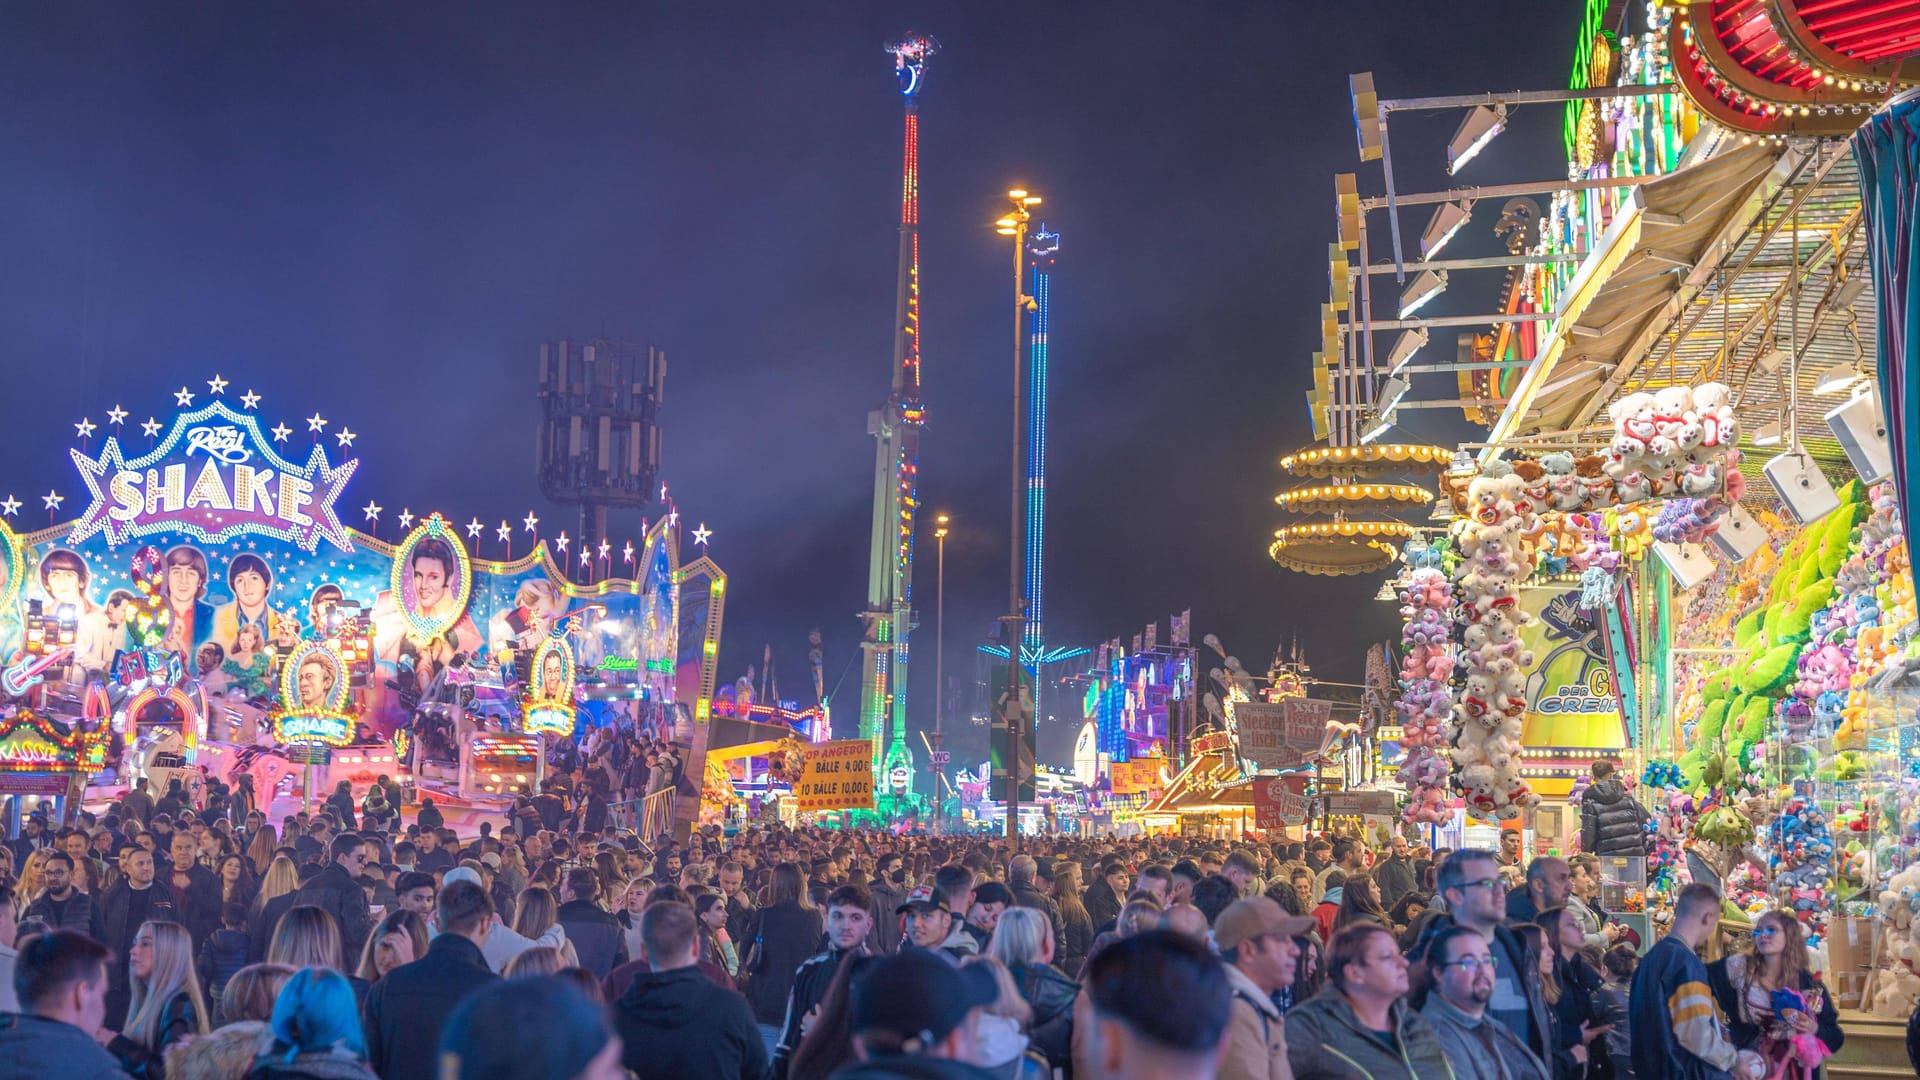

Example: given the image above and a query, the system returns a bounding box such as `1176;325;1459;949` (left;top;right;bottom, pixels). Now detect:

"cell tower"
535;339;664;573
861;33;937;809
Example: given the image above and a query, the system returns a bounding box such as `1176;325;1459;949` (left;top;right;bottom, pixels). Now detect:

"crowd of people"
0;756;1860;1079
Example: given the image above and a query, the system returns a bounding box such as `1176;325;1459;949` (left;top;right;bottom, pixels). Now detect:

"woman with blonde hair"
503;945;569;979
510;885;578;965
963;954;1043;1080
355;908;429;985
986;907;1076;1073
247;855;301;962
113;920;211;1070
268;905;371;1008
14;849;47;911
219;962;294;1025
245;822;277;876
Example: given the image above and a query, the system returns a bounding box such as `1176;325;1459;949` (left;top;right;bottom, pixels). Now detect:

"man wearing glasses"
293;832;375;960
1425;849;1552;1065
1421;925;1550;1080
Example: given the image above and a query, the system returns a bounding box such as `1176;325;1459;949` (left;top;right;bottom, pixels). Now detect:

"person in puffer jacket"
1580;760;1650;856
197;902;253;1015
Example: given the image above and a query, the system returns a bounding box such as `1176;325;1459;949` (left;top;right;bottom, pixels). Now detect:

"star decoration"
668;509;679;528
207;374;229;395
240;390;261;410
270;422;292;443
306;413;327;433
335;428;356;448
42;491;63;511
74;418;96;439
523;512;539;533
623;541;635;563
556;532;570;553
580;550;591;567
659;483;669;501
397;509;414;530
0;496;18;517
693;523;712;547
496;521;511;543
106;406;128;426
362;501;383;523
140;417;162;437
597;539;610;560
174;387;195;407
465;518;484;539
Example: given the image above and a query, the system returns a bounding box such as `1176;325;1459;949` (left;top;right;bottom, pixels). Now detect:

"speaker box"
1763;451;1840;525
1654;540;1717;590
1708;503;1767;563
1824;386;1892;483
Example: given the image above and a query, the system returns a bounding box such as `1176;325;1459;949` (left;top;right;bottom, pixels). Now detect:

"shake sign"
1235;698;1334;769
68;401;358;553
1254;775;1310;829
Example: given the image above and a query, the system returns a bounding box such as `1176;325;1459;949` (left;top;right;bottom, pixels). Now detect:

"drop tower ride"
860;34;937;809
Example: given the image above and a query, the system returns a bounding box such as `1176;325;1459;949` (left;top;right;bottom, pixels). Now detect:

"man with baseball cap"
897;885;964;957
835;949;1001;1080
1213;896;1314;1080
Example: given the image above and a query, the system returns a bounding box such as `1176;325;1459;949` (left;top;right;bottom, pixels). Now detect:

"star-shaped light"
74;418;96;439
668;509;679;528
207;374;229;395
106;405;127;426
523;511;539;533
0;496;18;517
335;428;356;448
42;491;63;511
496;521;511;543
362;501;383;523
623;541;635;563
580;550;591;567
396;509;414;530
240;389;261;409
140;417;162;437
305;413;327;433
174;387;195;407
597;539;610;560
659;482;669;501
693;523;712;547
465;518;483;539
270;422;292;443
555;531;570;553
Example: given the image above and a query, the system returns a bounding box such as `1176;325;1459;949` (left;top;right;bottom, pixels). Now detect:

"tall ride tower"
861;33;937;810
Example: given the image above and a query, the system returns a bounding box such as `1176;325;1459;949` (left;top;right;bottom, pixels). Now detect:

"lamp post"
995;187;1042;848
932;512;949;834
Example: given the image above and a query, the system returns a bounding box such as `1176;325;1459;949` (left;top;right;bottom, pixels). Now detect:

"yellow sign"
1111;756;1163;795
792;739;875;813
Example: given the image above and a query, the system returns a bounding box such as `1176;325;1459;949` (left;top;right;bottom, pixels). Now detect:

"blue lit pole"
1024;228;1058;723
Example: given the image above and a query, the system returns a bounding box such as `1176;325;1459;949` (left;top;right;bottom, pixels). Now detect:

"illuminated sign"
386;513;473;642
521;636;577;736
599;656;638;672
271;641;354;747
68;401;357;554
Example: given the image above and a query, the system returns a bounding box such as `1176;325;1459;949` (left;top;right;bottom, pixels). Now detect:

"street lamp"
996;187;1041;848
932;512;950;834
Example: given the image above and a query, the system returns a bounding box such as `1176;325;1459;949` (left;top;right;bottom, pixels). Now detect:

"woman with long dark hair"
1333;871;1393;932
785;952;880;1080
355;909;430;985
1708;911;1842;1079
742;861;824;1051
1515;921;1588;1079
1540;905;1614;1079
1051;863;1094;980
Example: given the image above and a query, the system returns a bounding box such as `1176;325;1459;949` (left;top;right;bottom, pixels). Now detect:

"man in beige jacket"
1215;896;1314;1080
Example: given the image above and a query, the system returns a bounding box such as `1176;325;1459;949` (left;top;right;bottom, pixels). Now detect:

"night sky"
0;2;1578;770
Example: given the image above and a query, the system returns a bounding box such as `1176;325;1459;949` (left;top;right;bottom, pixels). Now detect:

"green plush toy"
1772;579;1837;643
1698;699;1729;743
1833;751;1868;781
1678;747;1706;789
1737;643;1800;695
1733;609;1765;651
1702;670;1730;703
1693;806;1755;847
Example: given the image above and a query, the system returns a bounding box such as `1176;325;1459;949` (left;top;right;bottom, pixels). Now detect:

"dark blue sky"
0;2;1577;768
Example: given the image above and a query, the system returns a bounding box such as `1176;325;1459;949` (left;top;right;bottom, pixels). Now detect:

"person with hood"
832;948;1003;1080
292;834;374;963
1580;760;1650;856
439;975;627;1080
867;853;909;955
0;931;134;1080
1285;922;1450;1079
613;900;767;1080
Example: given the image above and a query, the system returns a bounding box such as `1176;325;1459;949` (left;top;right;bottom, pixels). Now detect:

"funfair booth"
0;380;727;818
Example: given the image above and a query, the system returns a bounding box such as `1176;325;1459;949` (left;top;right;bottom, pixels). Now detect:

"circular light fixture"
1278;443;1452;477
1274;481;1434;515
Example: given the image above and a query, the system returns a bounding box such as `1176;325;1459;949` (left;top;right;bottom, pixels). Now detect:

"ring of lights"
1274;482;1434;516
522;635;578;737
389;512;474;642
272;640;355;747
1278;444;1452;477
0;521;21;617
1268;521;1414;576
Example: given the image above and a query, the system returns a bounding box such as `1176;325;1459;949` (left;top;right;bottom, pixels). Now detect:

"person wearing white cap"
1213;896;1313;1080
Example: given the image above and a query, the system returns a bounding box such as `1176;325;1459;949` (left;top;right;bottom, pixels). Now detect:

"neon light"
387;513;474;642
67;400;358;554
271;641;354;746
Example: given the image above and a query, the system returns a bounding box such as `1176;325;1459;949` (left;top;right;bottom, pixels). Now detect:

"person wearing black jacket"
292;834;373;963
1707;912;1842;1078
23;850;94;933
249;887;300;963
1540;907;1613;1080
555;866;629;978
88;846;177;1030
741;865;824;1044
613;900;767;1080
1580;761;1651;856
770;885;871;1080
163;831;223;950
363;879;500;1080
1007;855;1064;957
